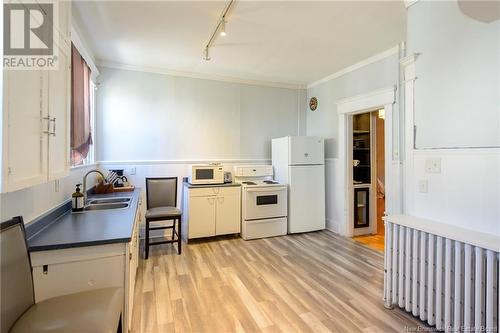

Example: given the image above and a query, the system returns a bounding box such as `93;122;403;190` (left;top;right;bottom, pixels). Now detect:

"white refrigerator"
272;136;326;233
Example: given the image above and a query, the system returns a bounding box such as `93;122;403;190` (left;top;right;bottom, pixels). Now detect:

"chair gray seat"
10;287;123;333
145;206;182;219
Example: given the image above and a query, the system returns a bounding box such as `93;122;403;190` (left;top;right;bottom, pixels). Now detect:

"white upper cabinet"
2;70;49;191
1;0;71;192
48;46;71;181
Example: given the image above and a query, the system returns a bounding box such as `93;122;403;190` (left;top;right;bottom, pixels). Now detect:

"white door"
289;136;324;165
48;47;70;180
288;165;325;233
215;194;241;235
3;70;48;192
188;196;216;238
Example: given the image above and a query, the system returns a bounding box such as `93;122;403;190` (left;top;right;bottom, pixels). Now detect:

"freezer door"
288;165;326;233
289;136;324;165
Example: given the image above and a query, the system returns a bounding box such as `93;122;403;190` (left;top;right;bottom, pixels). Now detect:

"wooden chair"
145;177;182;259
1;216;123;333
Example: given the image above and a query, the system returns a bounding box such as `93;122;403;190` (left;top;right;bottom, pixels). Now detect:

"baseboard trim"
325;218;340;234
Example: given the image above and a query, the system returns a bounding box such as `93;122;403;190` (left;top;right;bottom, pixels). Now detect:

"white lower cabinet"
31;205;141;332
188;196;216;238
182;185;241;240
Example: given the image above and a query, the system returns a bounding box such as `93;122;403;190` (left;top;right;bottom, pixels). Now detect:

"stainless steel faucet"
82;169;105;205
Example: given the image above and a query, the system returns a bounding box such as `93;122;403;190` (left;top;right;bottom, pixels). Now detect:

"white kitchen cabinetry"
182;185;241;240
30;202;141;332
215;193;241;235
1;1;71;192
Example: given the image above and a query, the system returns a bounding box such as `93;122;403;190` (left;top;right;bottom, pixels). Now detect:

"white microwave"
188;164;224;185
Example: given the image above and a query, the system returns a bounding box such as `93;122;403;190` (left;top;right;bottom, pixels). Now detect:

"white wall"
2;66;305;224
306;53;400;233
96;67;306;162
0;166;98;223
408;1;500;148
405;1;500;236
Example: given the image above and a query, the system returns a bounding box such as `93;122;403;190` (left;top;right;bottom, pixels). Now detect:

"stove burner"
263;180;279;184
242;181;257;185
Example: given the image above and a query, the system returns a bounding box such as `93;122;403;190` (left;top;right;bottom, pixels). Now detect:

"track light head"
203;47;211;61
220;20;227;36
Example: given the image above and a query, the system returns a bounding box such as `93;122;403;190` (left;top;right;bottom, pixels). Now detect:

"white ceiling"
73;1;406;86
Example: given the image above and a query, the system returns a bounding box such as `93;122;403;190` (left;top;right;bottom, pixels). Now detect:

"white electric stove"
233;165;288;240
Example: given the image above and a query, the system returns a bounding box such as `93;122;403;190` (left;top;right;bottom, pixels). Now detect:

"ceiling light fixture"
203;0;234;61
220;20;227;37
203;47;211;61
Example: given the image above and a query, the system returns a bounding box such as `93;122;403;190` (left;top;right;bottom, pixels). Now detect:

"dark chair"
1;216;123;333
145;177;182;258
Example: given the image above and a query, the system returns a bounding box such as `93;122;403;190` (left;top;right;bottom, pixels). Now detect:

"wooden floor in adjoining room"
132;231;425;333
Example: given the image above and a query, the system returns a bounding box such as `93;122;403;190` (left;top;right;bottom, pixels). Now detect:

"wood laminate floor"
352;234;385;252
132;231;426;333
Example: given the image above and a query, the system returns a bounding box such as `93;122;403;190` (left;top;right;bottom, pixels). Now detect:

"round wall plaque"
309;97;318;111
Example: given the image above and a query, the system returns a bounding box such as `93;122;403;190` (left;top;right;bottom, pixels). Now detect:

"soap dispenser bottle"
72;184;85;212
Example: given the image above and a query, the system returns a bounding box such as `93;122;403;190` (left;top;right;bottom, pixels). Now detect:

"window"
70;43;95;167
76;80;96;166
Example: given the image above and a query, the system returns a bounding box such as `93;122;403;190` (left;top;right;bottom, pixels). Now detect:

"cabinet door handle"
42;116;51;135
43;117;56;136
50;117;56;136
129;253;132;260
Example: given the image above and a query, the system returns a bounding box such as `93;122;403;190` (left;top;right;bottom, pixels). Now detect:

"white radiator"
384;219;499;332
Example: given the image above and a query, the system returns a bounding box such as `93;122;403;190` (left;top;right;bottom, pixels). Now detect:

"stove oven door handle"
245;187;285;193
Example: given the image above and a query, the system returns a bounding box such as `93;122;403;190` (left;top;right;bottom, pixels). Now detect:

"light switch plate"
419;180;428;193
425;158;441;173
130;167;136;175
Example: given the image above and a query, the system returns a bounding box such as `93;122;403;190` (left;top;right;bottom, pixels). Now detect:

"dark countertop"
183;182;241;189
27;189;141;252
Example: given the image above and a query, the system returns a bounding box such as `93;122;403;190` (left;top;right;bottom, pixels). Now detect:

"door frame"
336;86;402;237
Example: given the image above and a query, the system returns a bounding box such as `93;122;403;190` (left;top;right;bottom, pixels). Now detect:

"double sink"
80;197;131;212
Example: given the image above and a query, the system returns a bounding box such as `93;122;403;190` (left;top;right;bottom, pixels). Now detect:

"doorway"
351;110;385;251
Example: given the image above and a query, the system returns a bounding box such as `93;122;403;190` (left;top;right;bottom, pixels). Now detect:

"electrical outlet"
419;179;428;193
425;158;441;173
54;179;60;192
130;167;136;175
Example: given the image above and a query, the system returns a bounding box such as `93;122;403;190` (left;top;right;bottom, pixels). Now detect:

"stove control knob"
304;153;309;157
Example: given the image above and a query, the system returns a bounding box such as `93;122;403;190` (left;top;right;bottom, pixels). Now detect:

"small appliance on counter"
188;163;224;185
224;171;233;183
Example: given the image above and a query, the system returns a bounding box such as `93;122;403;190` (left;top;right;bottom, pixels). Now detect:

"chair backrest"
145;177;178;209
1;216;35;332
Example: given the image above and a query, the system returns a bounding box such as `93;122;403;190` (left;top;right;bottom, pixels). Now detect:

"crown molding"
400;53;419;68
97;60;307;90
71;9;100;79
405;0;420;9
307;45;400;89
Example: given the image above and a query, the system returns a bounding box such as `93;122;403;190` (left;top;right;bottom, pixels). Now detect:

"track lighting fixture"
203;0;234;61
220;20;227;36
203;47;211;61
